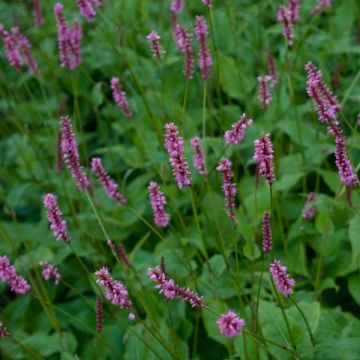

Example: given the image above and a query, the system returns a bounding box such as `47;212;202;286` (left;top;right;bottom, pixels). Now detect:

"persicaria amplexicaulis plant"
171;0;184;16
288;0;300;24
194;16;212;81
302;192;316;221
96;297;103;333
277;6;294;46
262;211;272;253
257;75;273;109
40;262;61;285
224;114;253;145
110;77;133;118
190;136;206;176
311;0;331;17
175;25;194;80
148;182;170;228
33;0;43;27
270;259;295;297
217;311;245;337
202;0;212;7
267;53;278;87
147;31;164;60
75;0;102;21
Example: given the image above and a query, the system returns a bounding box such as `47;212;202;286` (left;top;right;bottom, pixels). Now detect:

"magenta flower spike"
311;0;331;16
110;77;133;118
194;16;212;81
217;311;245;337
33;0;43;27
0;255;31;295
96;297;103;333
164;123;192;189
302;192;316;220
148;182;170;228
0;321;10;338
262;211;272;253
60;115;92;192
54;3;82;69
171;0;184;15
43;194;71;243
270;260;295;297
0;25;22;69
253;133;276;185
175;25;194;80
91;157;127;205
147;31;164;60
277;6;294;46
224;114;253;145
288;0;300;24
267;53;278;87
75;0;102;21
216;158;237;226
202;0;212;7
257;75;273;109
190;136;206;176
95;267;132;309
39;261;61;285
147;259;204;308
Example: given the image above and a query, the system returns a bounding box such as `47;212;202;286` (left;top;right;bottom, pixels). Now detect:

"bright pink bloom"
164;123;191;189
190;136;206;175
311;0;331;16
128;312;136;320
302;192;316;220
0;25;22;69
110;77;133;118
262;211;272;252
175;25;194;80
257;75;273;109
75;0;102;21
171;0;184;15
267;53;278;87
39;261;60;285
224;114;253;145
43;193;71;243
277;6;294;46
0;255;31;295
33;0;43;27
148;182;170;227
0;321;10;337
96;297;103;333
270;260;295;297
194;16;212;81
60;115;92;192
217;311;245;337
254;134;276;185
54;3;82;69
202;0;212;7
91;157;127;205
147;31;164;60
95;267;132;309
216;158;237;226
288;0;300;23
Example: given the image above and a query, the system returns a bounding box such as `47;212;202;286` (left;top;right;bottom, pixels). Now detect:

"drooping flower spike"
164;123;191;189
217;311;245;337
75;0;102;21
39;262;61;285
148;182;170;228
302;192;316;220
110;77;133;118
190;136;206;175
277;6;294;46
194;16;212;81
224;114;253;145
257;75;273;109
311;0;331;17
175;25;194;80
270;259;295;297
262;211;272;253
147;31;164;60
0;255;31;295
43;193;71;243
91;157;127;205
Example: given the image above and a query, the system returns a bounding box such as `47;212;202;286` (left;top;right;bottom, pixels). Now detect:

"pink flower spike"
33;0;44;27
262;211;272;253
253;133;276;185
0;321;10;338
194;16;212;81
148;182;170;228
91;157;127;205
202;0;212;7
217;311;245;337
39;261;61;285
311;0;331;17
147;31;164;60
75;0;102;21
110;77;133;118
216;158;237;226
257;75;273;109
43;193;71;243
302;192;316;220
224;114;253;145
175;25;194;80
270;260;295;297
267;53;278;87
96;297;103;333
171;0;184;15
164;123;192;189
60;115;92;192
288;0;300;24
277;6;294;46
190;136;206;176
0;25;22;69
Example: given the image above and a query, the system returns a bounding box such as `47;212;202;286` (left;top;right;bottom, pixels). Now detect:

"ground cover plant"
0;0;360;359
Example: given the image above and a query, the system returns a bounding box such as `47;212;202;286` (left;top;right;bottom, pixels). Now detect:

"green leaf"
349;213;360;266
348;275;360;306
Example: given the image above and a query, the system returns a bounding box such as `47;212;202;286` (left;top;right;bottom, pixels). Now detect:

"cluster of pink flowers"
54;3;82;70
311;0;331;17
39;261;61;285
91;157;127;205
262;211;272;253
175;25;194;80
43;193;71;243
194;16;212;81
216;158;237;226
277;3;296;46
147;31;164;60
202;0;212;7
60;115;92;192
0;25;38;74
171;0;184;16
288;0;300;23
225;114;253;145
217;311;245;337
253;134;276;185
270;260;295;297
302;192;316;220
0;321;10;338
110;77;133;118
0;256;31;295
190;136;206;176
33;0;43;27
148;182;170;228
95;267;132;309
75;0;102;21
147;259;204;308
267;53;278;87
164;123;191;189
257;75;273;109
